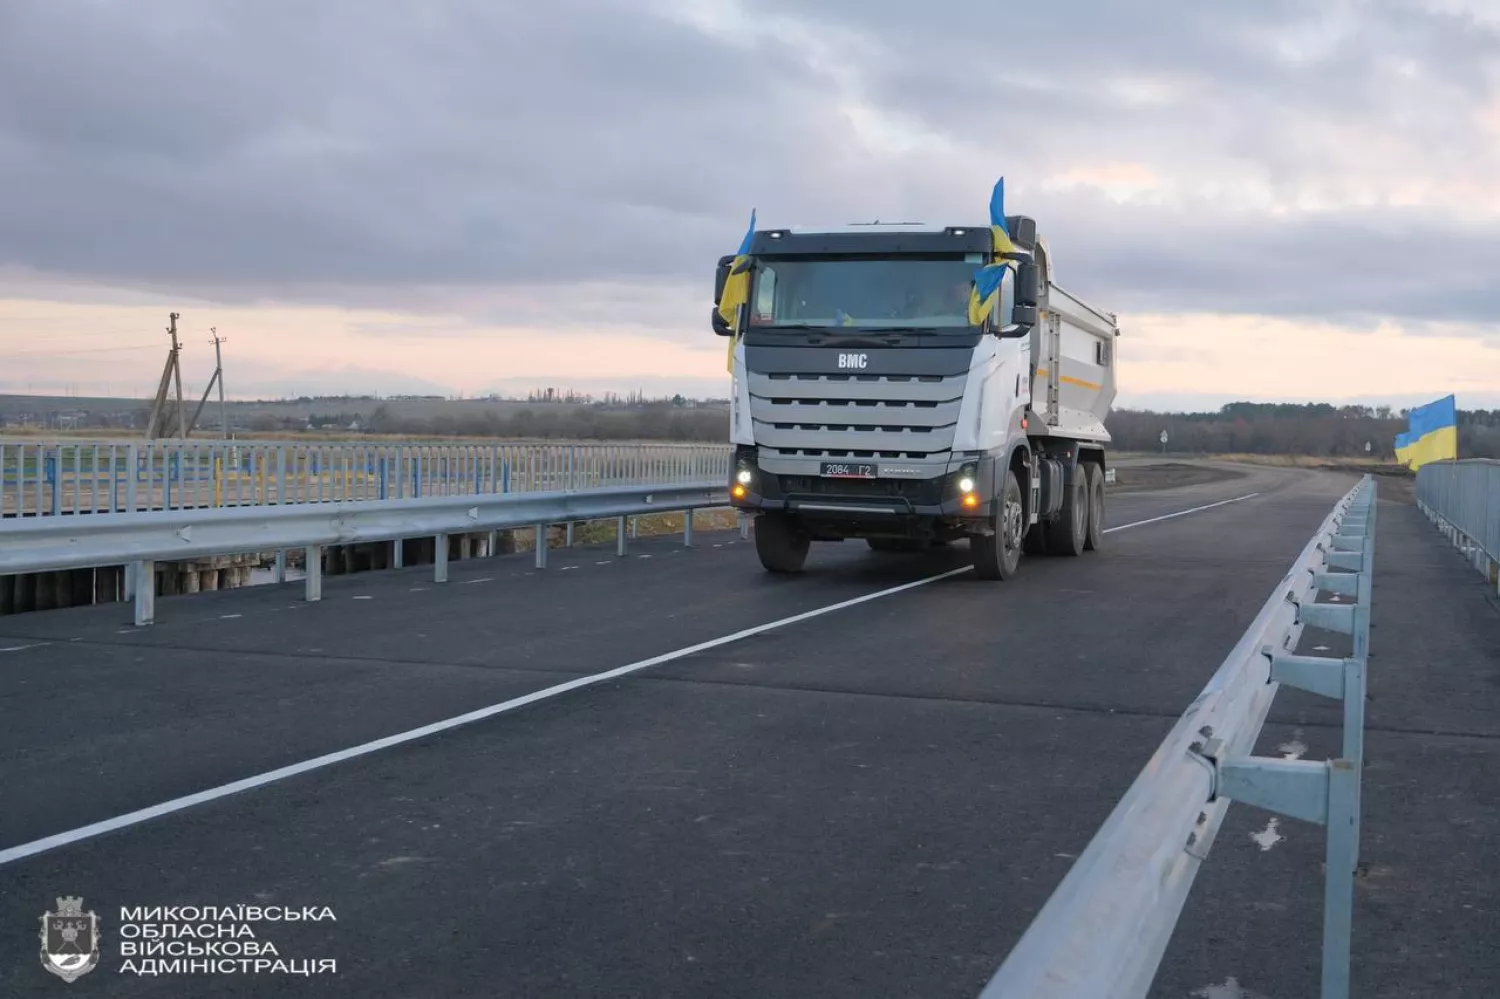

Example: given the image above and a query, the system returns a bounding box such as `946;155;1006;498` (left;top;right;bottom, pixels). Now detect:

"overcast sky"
2;0;1499;410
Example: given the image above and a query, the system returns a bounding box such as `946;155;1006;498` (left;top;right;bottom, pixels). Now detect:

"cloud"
2;0;1499;405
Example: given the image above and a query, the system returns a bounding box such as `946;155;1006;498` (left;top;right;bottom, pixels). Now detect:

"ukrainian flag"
968;176;1019;325
721;209;755;373
1394;394;1458;470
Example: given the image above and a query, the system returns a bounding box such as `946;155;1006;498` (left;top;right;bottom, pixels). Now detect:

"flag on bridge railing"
1394;393;1458;470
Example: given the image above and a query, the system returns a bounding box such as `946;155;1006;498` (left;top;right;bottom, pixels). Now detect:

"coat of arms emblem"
39;896;100;983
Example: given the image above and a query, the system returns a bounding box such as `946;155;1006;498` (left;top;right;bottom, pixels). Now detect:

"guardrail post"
134;561;155;626
392;539;404;569
565;523;574;547
617;516;628;556
1206;746;1358;999
305;546;322;602
534;525;548;569
1321;759;1359;999
435;534;449;583
274;550;287;584
487;530;499;558
739;512;751;540
683;509;694;548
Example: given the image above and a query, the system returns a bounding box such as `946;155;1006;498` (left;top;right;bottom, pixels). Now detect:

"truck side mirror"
714;255;734;306
1016;261;1040;308
712;307;734;337
1000;304;1038;337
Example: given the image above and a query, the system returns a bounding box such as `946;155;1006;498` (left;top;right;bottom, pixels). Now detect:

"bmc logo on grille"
837;353;869;369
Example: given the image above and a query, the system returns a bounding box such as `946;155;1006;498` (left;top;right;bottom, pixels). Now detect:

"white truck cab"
713;180;1119;580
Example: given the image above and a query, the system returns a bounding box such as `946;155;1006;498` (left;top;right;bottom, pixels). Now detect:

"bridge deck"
0;466;1494;997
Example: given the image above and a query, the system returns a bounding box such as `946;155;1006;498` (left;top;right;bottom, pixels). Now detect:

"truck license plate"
821;462;877;479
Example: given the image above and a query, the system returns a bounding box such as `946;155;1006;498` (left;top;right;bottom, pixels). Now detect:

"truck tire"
971;468;1024;580
755;513;810;573
1084;463;1105;551
1043;467;1087;557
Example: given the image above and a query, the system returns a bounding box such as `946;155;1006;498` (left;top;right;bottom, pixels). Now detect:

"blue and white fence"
0;439;732;518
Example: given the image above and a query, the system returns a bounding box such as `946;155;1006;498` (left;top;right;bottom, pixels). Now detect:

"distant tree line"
1107;403;1500;459
240;397;1500;456
360;403;729;441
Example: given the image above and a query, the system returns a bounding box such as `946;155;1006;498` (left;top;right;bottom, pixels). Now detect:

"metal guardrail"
1;481;730;625
980;475;1376;999
0;439;732;518
1415;458;1500;592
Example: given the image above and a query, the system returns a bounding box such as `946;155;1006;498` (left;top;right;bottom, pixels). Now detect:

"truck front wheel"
971;469;1023;580
755;513;810;573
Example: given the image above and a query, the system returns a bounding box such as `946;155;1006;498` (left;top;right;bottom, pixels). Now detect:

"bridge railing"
980;475;1376;999
0;480;731;626
0;439;732;518
1415;458;1500;591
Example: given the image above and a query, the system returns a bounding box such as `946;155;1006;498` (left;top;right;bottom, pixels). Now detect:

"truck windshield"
748;255;982;330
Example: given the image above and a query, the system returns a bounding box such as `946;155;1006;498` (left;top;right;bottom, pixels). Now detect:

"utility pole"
186;328;231;439
169;313;187;437
145;311;188;439
211;328;229;439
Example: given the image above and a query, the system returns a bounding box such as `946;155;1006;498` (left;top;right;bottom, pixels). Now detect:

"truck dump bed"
1029;282;1117;443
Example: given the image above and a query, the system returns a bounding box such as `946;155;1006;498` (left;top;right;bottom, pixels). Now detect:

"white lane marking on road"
219;614;243;620
0;493;1260;866
1100;493;1260;534
463;578;495;585
0;642;51;653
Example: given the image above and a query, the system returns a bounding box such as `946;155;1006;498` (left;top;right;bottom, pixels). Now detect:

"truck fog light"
958;476;975;494
736;468;753;485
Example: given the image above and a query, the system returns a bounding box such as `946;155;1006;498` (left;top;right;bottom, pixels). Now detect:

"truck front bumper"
728;451;998;528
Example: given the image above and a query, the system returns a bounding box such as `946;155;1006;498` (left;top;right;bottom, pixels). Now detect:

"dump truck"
712;178;1119;580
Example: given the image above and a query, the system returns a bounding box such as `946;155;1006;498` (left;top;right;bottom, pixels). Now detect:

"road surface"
0;462;1494;997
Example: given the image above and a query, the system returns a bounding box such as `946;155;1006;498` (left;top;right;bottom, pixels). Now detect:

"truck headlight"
736;468;753;485
957;465;980;509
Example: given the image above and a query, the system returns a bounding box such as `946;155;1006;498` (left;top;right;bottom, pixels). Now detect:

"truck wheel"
1043;467;1087;557
755;513;810;573
971;468;1023;580
1084;463;1105;551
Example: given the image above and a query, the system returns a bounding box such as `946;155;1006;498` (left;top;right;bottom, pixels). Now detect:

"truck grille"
747;372;966;460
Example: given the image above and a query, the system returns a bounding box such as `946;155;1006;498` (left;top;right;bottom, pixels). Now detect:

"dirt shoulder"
1106;461;1250;493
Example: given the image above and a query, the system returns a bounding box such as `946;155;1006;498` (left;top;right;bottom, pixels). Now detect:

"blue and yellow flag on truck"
1394;394;1458;470
721;209;755;373
969;177;1018;325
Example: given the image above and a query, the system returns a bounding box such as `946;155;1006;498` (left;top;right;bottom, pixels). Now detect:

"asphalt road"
0;463;1494;998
